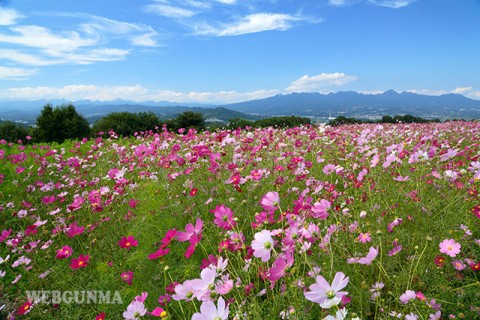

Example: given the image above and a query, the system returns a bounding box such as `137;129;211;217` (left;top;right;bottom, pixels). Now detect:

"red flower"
25;225;38;236
471;262;480;272
70;254;89;269
17;301;32;315
96;312;106;320
118;235;138;249
189;188;198;197
434;255;446;267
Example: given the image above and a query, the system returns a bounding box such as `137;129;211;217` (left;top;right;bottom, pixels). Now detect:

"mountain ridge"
0;90;479;124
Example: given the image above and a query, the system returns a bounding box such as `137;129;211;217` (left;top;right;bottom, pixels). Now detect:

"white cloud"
406;87;480;100
368;0;417;9
0;25;97;52
215;0;237;4
286;73;357;92
328;0;360;7
0;7;24;25
452;87;472;94
194;13;314;36
78;15;160;47
0;12;160;75
0;84;279;103
0;66;37;80
0;49;61;66
328;0;416;8
145;3;196;18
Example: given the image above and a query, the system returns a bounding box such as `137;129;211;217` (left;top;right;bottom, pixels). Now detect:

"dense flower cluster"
0;122;479;319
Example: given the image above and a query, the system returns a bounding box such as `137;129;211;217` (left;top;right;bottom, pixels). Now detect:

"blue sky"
0;0;479;103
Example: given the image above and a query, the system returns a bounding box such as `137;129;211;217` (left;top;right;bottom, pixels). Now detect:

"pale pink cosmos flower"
439;239;461;257
311;199;331;220
251;230;274;262
399;290;416;304
452;260;466;270
192;297;229;320
260;192;279;212
357;232;371;244
190;267;217;301
304;272;349;309
122;300;147;320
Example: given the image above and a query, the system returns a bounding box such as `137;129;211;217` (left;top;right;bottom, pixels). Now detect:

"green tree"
170;111;205;132
34;104;90;143
92;112;160;137
0;121;29;142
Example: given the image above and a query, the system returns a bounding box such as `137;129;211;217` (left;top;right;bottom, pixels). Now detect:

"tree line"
0;103;469;143
0;104;313;143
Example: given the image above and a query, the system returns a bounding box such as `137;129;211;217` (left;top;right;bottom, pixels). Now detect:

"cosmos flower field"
1;122;479;319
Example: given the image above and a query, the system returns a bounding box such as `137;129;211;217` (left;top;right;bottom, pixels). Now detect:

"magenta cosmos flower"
56;245;73;259
70;254;89;269
211;205;237;231
260;192;279;212
118;235;138;250
251;230;274;262
439;239;461;257
304;272;349;309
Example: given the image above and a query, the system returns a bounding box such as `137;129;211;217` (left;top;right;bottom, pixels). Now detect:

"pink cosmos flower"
177;218;204;242
323;164;336;175
452;260;466;270
439;239;461;257
400;290;416;304
118;235;139;250
359;247;378;265
172;280;196;301
190;267;217;301
56;245;73;259
150;307;167;317
123;300;147;320
388;244;403;256
311;199;331;220
357;232;371;244
121;271;134;285
268;251;294;282
211;205;237;231
148;247;170;260
251;230;274;262
64;222;84;238
192;297;229;320
70;254;89;269
304;272;349;309
260;192;280;212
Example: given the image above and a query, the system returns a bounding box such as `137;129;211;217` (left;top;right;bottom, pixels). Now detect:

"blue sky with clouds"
0;0;479;103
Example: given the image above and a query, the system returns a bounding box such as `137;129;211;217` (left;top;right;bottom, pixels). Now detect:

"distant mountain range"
220;90;480;120
0;90;479;125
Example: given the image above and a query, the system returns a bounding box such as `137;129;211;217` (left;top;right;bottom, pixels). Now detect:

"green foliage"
167;111;206;132
226;117;255;129
33;104;90;143
327;116;365;126
254;115;311;128
328;114;441;126
0;121;30;142
226;115;311;129
92;112;160;137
